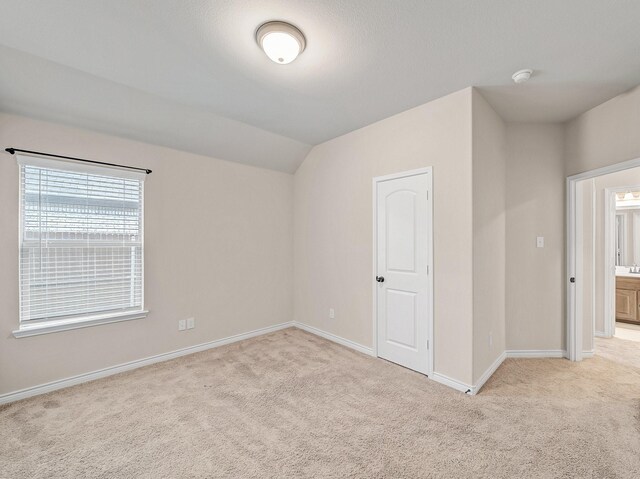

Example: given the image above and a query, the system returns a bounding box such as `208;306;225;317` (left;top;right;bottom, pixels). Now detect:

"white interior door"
375;169;432;375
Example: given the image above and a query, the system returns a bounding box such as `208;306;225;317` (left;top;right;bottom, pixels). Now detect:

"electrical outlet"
329;308;335;319
536;236;544;248
178;319;186;331
186;317;195;329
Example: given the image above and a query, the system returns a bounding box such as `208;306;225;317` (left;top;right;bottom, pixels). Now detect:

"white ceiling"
1;0;640;173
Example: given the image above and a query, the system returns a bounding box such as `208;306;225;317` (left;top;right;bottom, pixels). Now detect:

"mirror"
615;192;640;267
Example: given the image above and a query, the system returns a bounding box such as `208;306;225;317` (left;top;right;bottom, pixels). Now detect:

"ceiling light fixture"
256;21;306;64
512;69;533;84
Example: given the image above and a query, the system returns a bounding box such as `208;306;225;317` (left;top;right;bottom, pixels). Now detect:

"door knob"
376;276;385;283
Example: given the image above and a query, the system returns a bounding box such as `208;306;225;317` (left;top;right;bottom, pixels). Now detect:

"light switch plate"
178;319;186;331
329;308;335;319
536;236;544;248
186;317;195;329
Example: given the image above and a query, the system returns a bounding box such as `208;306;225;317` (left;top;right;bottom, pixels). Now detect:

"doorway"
373;167;433;375
567;157;640;360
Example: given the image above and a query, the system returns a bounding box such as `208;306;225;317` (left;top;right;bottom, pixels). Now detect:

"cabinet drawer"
616;276;640;290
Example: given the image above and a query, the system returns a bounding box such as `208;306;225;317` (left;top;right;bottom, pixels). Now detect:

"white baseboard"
292;321;374;356
0;321;294;406
430;372;472;394
292;322;502;396
582;350;595;358
595;331;607;338
470;351;507;395
505;349;566;358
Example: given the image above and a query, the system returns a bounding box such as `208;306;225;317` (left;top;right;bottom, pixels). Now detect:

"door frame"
372;167;434;376
567;156;640;361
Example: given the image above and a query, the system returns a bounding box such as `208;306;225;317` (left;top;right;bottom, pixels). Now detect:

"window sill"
12;310;149;338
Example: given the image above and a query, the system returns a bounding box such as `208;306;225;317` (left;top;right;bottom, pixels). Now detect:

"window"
15;154;147;337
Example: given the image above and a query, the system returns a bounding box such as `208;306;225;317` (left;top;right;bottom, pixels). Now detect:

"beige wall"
505;123;566;351
565;85;640;176
471;90;506;383
0;113;293;395
565;85;640;353
293;88;474;385
504;86;640;355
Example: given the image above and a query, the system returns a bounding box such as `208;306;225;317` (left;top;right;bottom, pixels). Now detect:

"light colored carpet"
1;328;639;478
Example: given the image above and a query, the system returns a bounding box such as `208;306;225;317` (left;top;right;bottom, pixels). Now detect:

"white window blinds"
18;155;145;324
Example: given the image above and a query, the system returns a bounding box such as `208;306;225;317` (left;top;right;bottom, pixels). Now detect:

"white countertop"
615;266;640;278
616;272;640;278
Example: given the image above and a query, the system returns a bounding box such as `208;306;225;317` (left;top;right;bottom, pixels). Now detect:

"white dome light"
256;21;306;64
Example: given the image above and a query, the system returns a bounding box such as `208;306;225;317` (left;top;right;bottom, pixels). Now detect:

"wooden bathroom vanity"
615;276;640;325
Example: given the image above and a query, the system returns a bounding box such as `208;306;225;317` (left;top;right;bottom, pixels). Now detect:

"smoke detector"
512;69;533;84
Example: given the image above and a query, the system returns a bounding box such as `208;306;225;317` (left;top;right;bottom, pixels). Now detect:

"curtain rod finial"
5;147;15;155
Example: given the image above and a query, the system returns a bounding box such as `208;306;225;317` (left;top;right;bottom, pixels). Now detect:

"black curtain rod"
4;148;152;174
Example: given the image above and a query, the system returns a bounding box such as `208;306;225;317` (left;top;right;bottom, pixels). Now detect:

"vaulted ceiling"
1;0;640;172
